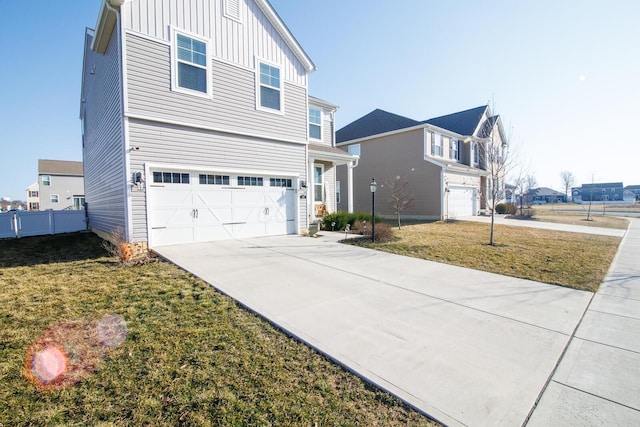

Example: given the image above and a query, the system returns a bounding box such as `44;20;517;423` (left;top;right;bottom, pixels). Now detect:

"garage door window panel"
199;174;230;185
153;171;190;184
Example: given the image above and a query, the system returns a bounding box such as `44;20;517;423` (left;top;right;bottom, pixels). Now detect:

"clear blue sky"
1;0;638;201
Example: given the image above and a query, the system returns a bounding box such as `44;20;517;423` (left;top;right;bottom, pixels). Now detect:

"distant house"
578;182;624;202
336;105;508;220
38;160;85;210
529;187;567;204
25;182;40;211
625;185;640;201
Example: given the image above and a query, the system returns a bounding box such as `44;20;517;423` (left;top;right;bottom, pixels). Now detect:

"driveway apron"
155;232;592;426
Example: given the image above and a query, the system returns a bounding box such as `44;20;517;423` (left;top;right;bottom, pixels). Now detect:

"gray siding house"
336;106;507;220
37;160;85;211
81;0;353;250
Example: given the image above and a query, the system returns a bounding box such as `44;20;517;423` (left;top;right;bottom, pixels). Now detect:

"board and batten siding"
127;118;307;242
81;30;127;237
125;32;307;143
121;0;307;86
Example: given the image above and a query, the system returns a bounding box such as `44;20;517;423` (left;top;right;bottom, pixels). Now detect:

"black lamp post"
370;178;377;242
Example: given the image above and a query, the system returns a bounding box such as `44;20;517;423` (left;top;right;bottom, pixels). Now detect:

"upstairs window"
450;139;460;161
348;144;361;157
258;62;281;111
50;195;59;203
29;191;39;197
473;143;479;164
431;132;442;157
174;32;209;95
42;175;51;186
309;107;322;140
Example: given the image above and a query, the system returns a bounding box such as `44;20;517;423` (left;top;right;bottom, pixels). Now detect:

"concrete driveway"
155;232;592;426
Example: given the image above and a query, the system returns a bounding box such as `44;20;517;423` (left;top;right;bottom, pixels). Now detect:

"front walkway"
528;218;640;425
155;232;591;426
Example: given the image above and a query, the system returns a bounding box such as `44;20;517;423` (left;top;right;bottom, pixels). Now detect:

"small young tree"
560;170;575;202
385;176;415;229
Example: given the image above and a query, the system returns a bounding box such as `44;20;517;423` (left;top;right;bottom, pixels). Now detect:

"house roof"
582;182;623;189
38;160;83;176
530;187;565;197
624;185;640;191
336;109;420;143
423;105;488;136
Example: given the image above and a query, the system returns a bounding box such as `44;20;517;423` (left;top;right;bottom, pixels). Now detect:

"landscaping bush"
322;211;382;231
495;203;517;215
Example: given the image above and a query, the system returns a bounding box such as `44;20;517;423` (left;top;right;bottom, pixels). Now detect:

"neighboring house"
579;182;624;202
81;0;354;250
624;185;640;201
37;160;85;211
26;182;40;211
529;187;567;204
336;105;507;220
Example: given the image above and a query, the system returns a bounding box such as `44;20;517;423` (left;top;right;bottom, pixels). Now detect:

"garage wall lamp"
131;171;144;190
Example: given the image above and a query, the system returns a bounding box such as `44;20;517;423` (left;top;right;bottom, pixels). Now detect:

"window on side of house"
473;143;479;164
450;139;459;161
29;191;39;197
174;32;209;95
336;181;341;204
348;144;361;157
314;166;324;203
431;133;442;157
50;194;59;203
258;62;281;111
309;107;322;140
42;175;51;186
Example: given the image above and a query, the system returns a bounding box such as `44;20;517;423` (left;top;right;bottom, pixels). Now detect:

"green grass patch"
356;221;621;292
0;233;435;426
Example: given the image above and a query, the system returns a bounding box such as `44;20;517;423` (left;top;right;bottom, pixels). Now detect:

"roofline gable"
254;0;316;73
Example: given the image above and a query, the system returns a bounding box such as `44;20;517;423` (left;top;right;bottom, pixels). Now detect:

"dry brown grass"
1;233;436;426
359;221;621;292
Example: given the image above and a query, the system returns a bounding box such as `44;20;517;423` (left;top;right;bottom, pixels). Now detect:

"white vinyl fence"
0;210;87;239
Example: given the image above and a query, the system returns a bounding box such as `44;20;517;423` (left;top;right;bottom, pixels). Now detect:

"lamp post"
370;178;377;242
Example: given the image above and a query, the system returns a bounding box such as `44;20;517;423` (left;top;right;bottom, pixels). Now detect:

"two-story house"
81;0;354;251
336;105;507;220
36;160;85;211
26;182;40;211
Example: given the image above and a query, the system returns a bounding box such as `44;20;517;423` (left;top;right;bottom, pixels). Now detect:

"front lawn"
0;233;435;426
358;221;621;292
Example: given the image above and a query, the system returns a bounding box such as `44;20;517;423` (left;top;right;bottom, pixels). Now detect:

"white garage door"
448;187;476;219
148;170;296;247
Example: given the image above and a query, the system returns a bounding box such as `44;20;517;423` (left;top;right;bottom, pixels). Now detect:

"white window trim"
450;139;459;161
42;175;51;186
347;143;361;157
336;180;341;204
223;0;242;22
431;133;442;157
255;58;285;115
473;143;479;165
170;27;212;98
314;164;324;204
309;106;322;141
50;194;59;203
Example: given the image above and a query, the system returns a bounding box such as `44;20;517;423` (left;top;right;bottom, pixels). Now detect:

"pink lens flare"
32;346;67;383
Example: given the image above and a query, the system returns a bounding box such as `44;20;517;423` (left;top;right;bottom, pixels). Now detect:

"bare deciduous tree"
560;171;575;202
385;176;415;229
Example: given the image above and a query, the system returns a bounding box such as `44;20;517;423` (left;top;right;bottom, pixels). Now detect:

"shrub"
495;203;517;214
322;211;382;231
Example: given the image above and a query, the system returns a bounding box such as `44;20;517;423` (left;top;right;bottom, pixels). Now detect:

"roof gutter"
92;0;125;53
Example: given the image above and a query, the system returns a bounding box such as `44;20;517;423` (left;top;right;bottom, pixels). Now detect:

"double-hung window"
174;31;209;95
42;175;51;186
473;143;479;164
309;107;322;140
450;139;460;161
431;132;442;157
258;62;282;111
314;166;324;203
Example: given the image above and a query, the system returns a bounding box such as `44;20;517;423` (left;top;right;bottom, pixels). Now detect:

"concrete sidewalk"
528;218;640;425
155;233;592;426
459;214;626;237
